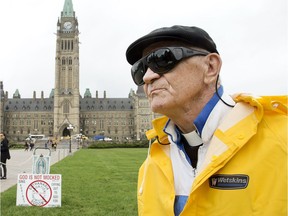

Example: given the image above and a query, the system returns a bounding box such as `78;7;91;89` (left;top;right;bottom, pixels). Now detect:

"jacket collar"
146;115;169;144
194;85;223;136
146;94;287;145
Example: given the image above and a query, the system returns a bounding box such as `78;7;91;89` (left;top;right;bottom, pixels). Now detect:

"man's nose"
143;68;161;84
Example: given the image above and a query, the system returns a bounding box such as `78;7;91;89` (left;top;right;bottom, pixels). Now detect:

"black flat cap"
126;25;218;65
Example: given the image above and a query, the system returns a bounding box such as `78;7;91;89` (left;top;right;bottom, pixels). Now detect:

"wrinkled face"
142;42;210;115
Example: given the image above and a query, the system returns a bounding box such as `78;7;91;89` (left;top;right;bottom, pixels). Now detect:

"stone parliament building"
0;0;158;142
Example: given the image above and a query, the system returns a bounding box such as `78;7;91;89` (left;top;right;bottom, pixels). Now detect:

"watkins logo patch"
209;174;249;190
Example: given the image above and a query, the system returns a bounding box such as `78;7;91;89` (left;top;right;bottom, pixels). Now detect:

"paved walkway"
0;144;78;193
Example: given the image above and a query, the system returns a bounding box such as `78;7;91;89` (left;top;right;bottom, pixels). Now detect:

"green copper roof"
84;88;92;98
13;89;21;99
49;89;54;98
62;0;74;17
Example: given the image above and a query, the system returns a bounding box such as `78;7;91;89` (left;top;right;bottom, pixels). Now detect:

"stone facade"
0;86;153;142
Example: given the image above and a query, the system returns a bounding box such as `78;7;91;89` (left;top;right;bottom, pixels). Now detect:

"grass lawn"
0;148;147;216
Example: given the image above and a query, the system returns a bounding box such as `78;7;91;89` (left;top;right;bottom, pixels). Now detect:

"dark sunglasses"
131;47;210;86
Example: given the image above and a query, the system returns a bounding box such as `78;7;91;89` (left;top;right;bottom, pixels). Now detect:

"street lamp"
67;124;74;153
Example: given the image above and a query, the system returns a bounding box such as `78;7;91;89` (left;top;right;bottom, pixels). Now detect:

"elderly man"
126;25;287;216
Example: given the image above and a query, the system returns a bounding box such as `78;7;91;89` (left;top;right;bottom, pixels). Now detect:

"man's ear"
204;53;222;85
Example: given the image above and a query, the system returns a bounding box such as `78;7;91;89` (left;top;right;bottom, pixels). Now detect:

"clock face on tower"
64;21;73;30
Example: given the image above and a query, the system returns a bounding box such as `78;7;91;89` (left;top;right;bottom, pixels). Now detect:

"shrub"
87;140;149;149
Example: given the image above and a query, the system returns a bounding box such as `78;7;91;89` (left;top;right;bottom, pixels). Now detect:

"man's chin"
150;102;166;114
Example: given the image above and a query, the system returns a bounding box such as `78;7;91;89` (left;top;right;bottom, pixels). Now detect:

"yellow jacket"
138;94;287;216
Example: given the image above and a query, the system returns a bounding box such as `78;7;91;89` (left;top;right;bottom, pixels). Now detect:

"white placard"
16;174;61;207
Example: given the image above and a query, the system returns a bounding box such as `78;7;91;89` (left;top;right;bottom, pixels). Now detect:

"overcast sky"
0;0;287;99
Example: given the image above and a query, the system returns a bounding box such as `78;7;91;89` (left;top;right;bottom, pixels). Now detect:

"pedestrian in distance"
45;139;52;149
52;141;57;151
0;132;11;180
29;139;35;151
125;25;287;216
24;141;29;151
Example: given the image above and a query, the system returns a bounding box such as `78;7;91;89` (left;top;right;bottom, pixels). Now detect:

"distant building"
0;0;157;142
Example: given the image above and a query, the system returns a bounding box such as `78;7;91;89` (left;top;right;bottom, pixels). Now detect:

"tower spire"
62;0;74;17
54;0;80;137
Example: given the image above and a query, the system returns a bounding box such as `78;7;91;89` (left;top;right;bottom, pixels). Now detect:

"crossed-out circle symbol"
26;180;52;207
